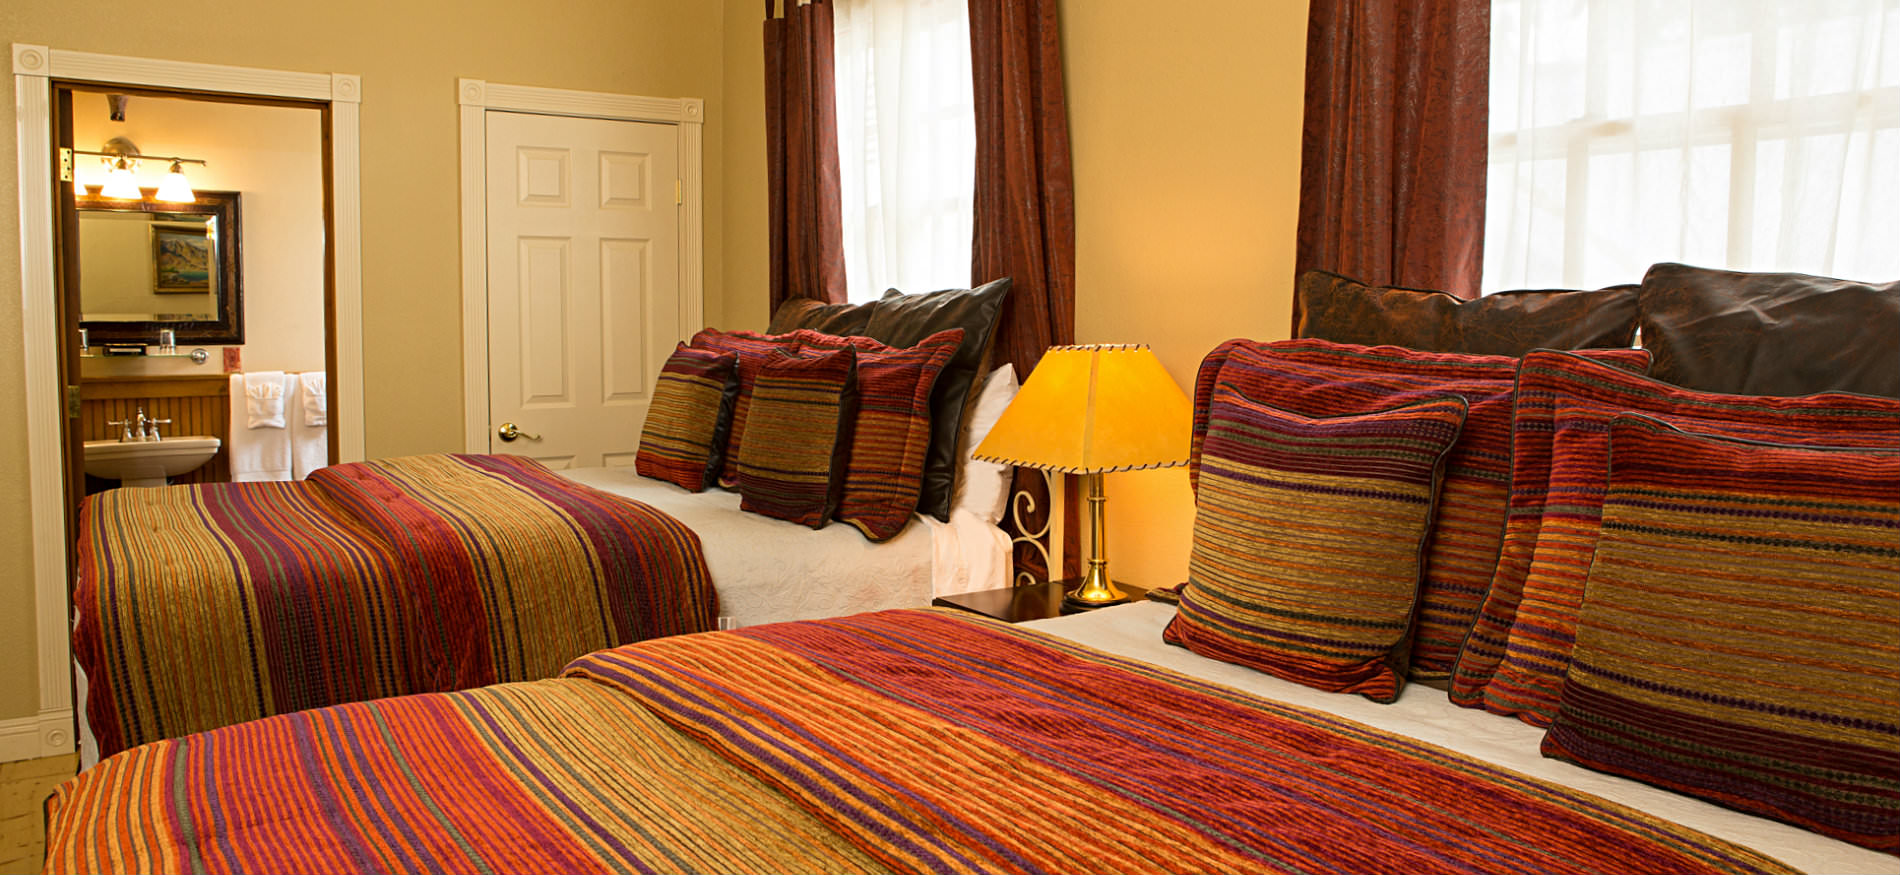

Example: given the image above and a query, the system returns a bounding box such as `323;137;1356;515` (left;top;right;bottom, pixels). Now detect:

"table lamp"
972;344;1191;607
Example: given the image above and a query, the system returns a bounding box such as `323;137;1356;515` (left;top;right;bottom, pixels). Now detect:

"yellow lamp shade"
972;343;1190;473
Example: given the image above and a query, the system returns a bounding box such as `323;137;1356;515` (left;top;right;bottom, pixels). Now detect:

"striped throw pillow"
634;344;739;491
784;328;964;541
1163;385;1467;703
1543;415;1900;853
690;328;803;489
736;348;859;528
1185;340;1651;684
1453;350;1900;726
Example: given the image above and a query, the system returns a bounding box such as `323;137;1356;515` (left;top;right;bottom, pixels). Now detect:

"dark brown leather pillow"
861;278;1012;520
766;297;876;336
1296;270;1639;356
1637;263;1899;398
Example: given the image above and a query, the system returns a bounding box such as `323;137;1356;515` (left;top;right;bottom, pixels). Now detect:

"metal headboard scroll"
1006;468;1062;587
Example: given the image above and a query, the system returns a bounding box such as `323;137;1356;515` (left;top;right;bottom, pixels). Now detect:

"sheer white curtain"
833;0;977;303
1484;0;1900;292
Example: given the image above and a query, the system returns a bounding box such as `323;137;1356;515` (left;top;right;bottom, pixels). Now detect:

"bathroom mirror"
76;188;243;345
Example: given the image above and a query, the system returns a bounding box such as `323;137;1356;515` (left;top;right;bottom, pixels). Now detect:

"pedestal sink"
83;436;223;488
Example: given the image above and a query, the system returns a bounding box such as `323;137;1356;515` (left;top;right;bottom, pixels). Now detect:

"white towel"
229;373;292;481
290;372;329;480
244;370;288;429
299;371;328;427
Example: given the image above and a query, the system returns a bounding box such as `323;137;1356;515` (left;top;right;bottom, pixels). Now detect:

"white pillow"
950;363;1019;526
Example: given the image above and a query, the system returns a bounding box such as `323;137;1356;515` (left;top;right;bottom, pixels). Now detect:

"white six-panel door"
485;110;682;468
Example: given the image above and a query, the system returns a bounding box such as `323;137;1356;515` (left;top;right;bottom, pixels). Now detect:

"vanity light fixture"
155;161;197;203
99;157;141;199
69;137;206;203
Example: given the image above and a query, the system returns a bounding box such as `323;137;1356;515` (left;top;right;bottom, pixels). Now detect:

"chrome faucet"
106;408;172;442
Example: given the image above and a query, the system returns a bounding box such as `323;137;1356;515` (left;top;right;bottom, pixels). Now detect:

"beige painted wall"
74;91;326;378
1063;0;1310;590
0;1;730;724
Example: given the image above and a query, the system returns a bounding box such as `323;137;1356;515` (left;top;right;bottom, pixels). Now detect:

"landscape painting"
151;223;212;293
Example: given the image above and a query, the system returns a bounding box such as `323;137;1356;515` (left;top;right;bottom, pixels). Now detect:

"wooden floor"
0;754;77;874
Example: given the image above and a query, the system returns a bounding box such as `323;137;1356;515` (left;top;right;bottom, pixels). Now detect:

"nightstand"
931;579;1151;623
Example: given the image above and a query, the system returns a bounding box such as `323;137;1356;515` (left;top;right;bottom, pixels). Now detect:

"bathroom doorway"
53;84;336;510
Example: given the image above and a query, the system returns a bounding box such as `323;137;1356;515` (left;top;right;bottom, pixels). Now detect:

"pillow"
1542;415;1899;853
633;344;739;491
766;297;877;337
1163;386;1468;703
1296;270;1640;356
861;278;1013;520
1185;340;1652;684
783;328;964;540
1452;350;1900;726
735;348;859;528
1637;262;1900;398
689;328;803;488
951;363;1019;526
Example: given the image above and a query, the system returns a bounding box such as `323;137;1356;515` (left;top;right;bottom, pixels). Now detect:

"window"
833;0;977;303
1484;0;1899;292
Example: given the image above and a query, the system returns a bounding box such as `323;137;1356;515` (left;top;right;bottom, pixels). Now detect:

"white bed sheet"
1024;600;1897;875
560;466;1010;627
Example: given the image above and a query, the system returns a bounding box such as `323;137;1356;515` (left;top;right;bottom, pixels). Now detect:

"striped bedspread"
73;453;716;758
47;610;1796;875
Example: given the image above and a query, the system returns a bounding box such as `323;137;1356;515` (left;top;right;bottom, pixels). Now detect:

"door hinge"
675;179;682;205
65;385;81;419
58;148;74;183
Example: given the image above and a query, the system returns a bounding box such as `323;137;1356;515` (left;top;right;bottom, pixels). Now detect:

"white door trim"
457;79;705;453
11;44;364;750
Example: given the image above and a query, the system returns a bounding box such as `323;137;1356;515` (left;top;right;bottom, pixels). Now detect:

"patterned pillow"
736;348;859;528
1542;415;1900;853
689;328;804;489
1184;340;1651;684
783;328;964;540
1452;350;1900;726
634;345;739;491
1163;385;1467;703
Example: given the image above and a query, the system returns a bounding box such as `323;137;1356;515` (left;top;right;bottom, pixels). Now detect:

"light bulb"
100;158;141;199
155;161;195;203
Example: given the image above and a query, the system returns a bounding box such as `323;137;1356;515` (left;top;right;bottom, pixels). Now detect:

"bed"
557;466;1009;626
42;605;1894;874
71;454;719;762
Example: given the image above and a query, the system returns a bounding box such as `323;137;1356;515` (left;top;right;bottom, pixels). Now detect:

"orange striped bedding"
47;609;1799;874
73;453;716;759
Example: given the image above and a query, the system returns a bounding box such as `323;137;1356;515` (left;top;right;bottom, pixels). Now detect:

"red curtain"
1295;0;1490;328
968;0;1081;580
765;0;848;310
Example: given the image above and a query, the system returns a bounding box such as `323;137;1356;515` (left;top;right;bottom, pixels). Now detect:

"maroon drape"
969;0;1081;580
1295;0;1490;329
765;0;848;310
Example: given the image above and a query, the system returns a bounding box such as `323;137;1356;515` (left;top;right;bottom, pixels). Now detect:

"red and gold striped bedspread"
74;453;716;758
48;609;1796;874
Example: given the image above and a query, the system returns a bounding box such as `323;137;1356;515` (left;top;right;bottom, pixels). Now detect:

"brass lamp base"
1062;471;1127;608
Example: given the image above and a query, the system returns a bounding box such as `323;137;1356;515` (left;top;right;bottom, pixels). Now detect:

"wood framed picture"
151;222;213;293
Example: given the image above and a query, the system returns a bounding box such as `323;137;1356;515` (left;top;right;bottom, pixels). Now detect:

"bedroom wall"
1064;0;1310;589
0;2;731;726
711;0;1310;590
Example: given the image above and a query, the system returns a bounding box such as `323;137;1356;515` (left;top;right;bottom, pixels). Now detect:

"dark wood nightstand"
931;579;1151;623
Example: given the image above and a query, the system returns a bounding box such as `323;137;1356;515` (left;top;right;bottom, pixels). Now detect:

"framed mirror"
76;188;243;345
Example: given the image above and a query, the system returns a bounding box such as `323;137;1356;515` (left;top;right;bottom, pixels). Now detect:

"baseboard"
0;709;74;764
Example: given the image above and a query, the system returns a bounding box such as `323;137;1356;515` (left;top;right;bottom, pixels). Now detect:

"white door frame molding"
10;43;363;760
457;79;705;453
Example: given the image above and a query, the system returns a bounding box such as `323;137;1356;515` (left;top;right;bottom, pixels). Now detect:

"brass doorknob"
496;422;541;442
